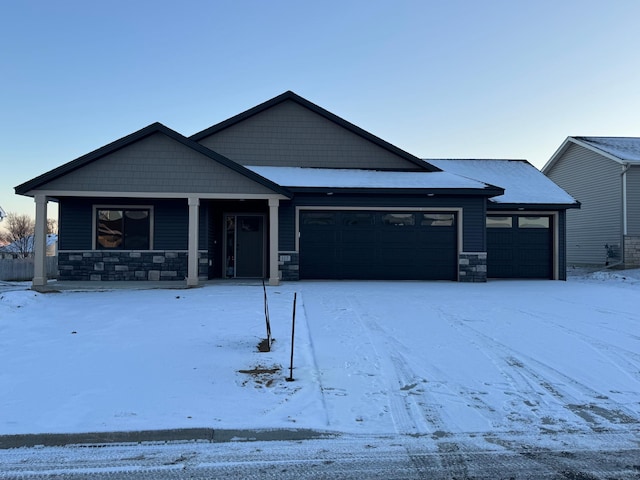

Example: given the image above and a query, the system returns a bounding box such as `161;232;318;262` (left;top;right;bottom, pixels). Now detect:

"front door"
225;214;265;278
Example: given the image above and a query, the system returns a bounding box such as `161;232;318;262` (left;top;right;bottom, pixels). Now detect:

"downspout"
619;163;631;266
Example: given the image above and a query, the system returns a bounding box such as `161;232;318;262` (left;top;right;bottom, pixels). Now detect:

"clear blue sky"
2;0;640;219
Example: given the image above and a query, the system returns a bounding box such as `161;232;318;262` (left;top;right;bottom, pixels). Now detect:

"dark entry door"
225;215;265;278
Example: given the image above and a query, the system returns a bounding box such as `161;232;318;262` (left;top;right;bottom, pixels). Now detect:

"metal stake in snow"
286;292;297;382
262;280;272;352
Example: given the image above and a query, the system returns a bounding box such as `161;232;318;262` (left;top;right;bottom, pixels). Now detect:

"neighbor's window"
421;213;455;226
486;216;512;228
518;216;550;228
97;208;151;249
382;213;415;226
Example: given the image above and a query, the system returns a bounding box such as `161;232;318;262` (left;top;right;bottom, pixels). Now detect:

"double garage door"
487;214;553;279
299;210;458;280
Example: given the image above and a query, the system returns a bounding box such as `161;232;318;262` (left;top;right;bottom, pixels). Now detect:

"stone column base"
459;252;487;282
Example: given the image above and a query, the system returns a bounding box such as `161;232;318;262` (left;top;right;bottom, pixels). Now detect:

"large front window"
97;208;151;249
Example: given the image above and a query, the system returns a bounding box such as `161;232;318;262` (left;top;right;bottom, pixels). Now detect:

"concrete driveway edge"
0;428;338;449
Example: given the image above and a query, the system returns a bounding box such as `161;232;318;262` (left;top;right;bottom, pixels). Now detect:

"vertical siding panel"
546;143;622;264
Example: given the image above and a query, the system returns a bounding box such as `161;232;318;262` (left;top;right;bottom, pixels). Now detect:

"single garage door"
299;210;458;280
487;215;553;279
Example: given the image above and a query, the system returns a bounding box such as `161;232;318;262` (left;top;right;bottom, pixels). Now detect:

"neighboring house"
15;91;577;288
543;137;640;267
0;234;57;259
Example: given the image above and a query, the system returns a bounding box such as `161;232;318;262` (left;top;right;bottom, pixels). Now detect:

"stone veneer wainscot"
58;251;208;281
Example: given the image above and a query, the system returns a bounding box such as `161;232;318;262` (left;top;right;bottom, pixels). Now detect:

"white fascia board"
542;137;627;174
568;138;627;165
18;190;289;201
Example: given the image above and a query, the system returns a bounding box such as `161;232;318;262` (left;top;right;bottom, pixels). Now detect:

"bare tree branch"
0;213;36;258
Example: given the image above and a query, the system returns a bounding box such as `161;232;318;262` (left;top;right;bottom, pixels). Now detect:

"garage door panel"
378;229;420;244
487;215;552;279
300;210;458;280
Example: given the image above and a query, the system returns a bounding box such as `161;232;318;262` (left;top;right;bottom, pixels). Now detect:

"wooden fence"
0;257;58;282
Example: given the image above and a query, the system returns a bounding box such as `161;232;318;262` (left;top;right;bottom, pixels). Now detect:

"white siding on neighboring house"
546;143;622;265
626;165;640;235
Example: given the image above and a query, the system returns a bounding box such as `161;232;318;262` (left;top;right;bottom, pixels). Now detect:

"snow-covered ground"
1;270;639;452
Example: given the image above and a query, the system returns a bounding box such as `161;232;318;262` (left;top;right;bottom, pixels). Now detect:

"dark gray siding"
197;100;422;170
545;143;622;265
279;193;487;252
38;133;277;195
153;199;188;250
58;198;93;250
558;210;567;280
278;200;296;251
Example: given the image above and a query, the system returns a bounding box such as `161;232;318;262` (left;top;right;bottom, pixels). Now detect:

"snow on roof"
427;159;578;205
575;137;640;163
246;166;492;190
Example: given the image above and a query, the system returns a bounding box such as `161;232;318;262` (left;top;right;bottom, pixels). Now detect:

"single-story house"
15;91;578;288
543;136;640;267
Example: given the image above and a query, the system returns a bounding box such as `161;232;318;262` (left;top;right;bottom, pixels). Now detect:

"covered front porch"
30;194;286;290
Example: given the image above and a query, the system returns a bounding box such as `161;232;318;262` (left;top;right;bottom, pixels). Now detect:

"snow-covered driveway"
297;278;640;443
0;270;638;452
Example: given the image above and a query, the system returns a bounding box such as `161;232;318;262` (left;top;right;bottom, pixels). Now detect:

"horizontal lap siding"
153;200;189;250
58;198;93;250
58;198;193;251
546;143;622;265
278;200;296;251
281;193;486;252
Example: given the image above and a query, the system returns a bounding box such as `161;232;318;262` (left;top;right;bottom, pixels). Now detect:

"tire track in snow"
345;296;454;437
344;295;436;436
438;309;640;432
297;291;332;429
511;308;640;385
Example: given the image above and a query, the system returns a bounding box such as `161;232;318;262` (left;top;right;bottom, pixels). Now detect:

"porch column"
187;197;200;287
268;198;280;286
32;194;48;287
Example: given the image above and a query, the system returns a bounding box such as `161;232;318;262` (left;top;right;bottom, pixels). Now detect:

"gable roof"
543;136;640;173
246;165;502;196
15;123;292;198
190;91;440;172
428;159;579;207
